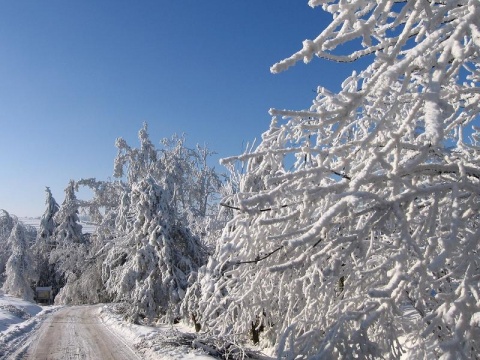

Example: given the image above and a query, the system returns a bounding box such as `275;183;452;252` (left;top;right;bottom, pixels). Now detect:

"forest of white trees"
1;0;479;359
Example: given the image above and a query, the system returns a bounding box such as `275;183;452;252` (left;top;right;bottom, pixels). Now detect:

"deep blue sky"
0;1;364;217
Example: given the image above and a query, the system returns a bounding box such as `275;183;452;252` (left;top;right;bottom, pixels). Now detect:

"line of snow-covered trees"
2;124;226;321
2;0;479;358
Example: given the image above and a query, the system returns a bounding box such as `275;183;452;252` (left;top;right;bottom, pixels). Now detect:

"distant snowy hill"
18;217;96;234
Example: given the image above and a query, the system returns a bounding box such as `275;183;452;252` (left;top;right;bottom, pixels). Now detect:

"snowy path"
7;305;142;360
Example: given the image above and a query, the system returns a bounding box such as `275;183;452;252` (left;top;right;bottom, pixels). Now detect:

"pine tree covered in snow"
39;187;59;240
103;177;207;323
0;210;16;284
49;180;86;299
189;1;480;359
102;124;218;322
32;187;59;287
2;223;36;300
53;180;83;245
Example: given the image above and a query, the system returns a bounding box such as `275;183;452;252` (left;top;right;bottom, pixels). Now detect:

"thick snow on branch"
187;0;480;358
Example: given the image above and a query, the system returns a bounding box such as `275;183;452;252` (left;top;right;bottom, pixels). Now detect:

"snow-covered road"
8;305;142;360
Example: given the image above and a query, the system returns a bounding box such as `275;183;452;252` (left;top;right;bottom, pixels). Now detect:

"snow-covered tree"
2;223;36;300
53;180;83;245
102;124;223;322
54;178;124;305
190;1;480;359
0;210;16;284
32;187;59;287
49;180;86;299
38;187;59;240
102;176;207;323
114;124;222;237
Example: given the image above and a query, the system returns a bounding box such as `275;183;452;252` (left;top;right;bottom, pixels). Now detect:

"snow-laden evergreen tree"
32;187;59;287
49;180;86;300
103;176;207;323
103;124;216;323
53;180;83;245
39;187;59;240
190;1;480;359
54;179;124;305
0;210;16;284
114;123;222;238
2;223;36;300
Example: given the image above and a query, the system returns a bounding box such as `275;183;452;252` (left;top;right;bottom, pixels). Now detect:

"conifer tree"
0;210;16;284
103;124;215;322
39;187;59;240
53;180;83;245
32;187;59;287
49;180;85;299
2;223;36;300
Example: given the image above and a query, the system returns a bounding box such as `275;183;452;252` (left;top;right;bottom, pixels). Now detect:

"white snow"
0;290;61;357
0;291;217;359
99;305;216;360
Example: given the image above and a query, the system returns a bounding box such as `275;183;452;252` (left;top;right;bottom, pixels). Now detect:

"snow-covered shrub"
190;0;480;358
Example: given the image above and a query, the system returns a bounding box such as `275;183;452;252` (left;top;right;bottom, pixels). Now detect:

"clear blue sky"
0;1;364;217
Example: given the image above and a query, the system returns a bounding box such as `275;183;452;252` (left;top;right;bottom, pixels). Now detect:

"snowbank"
0;292;268;360
99;303;270;360
0;290;60;357
0;292;42;332
99;303;215;360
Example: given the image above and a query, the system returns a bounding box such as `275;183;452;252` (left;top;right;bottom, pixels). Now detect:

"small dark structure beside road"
34;286;53;305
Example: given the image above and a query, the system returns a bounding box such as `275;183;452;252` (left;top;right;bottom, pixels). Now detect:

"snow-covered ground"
0;290;60;358
98;304;216;360
0;291;438;359
0;291;211;359
0;291;265;359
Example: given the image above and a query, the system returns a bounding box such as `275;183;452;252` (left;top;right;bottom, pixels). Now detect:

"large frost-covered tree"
49;180;86;300
0;210;16;284
53;180;83;245
189;1;480;359
2;223;36;300
103;176;207;323
32;187;59;287
102;124;218;322
113;123;222;237
38;187;59;240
